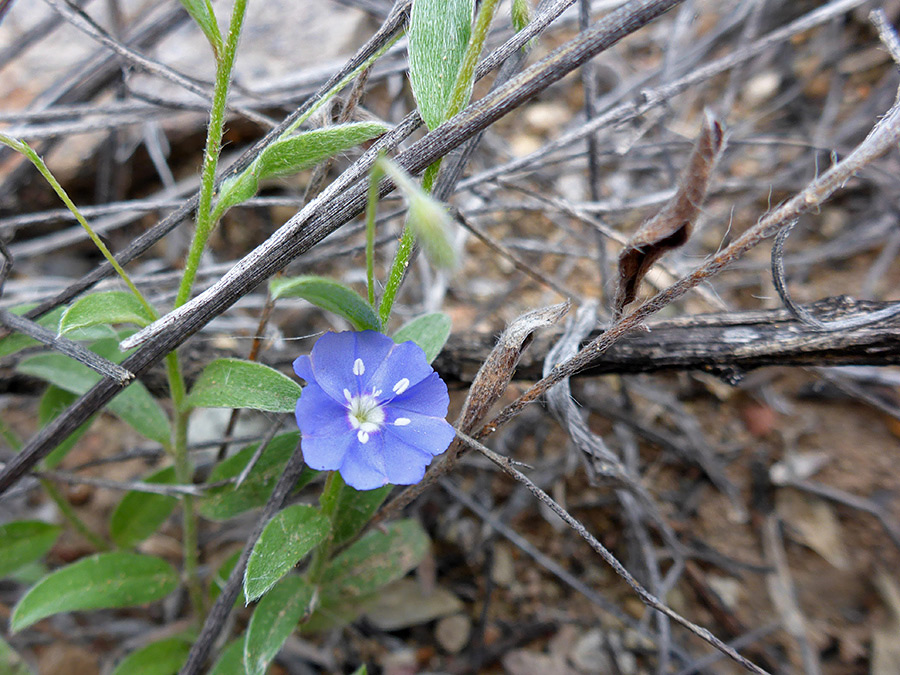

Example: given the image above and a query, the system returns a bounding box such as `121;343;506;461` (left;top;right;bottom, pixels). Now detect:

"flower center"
345;391;385;443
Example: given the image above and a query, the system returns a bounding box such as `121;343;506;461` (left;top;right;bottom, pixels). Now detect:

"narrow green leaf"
0;305;64;359
111;636;192;675
0;521;62;579
319;519;429;607
10;552;178;632
256;123;387;180
392;313;452;363
110;467;177;549
351;666;368;675
270;276;381;331
178;0;222;53
244;505;330;602
18;350;170;446
198;432;318;521
185;358;303;413
215;123;387;216
511;0;531;32
215;170;259;217
208;639;245;675
59;291;156;335
244;576;315;675
408;0;474;129
322;475;391;550
0;637;33;675
38;385;95;469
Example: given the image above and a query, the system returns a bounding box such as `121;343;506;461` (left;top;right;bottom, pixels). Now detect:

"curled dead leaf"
614;110;725;317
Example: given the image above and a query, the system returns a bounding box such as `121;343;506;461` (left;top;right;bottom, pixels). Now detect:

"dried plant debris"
613;110;725;317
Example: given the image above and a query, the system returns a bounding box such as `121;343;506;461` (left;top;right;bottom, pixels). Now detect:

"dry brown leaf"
776;489;850;570
614;110;725;317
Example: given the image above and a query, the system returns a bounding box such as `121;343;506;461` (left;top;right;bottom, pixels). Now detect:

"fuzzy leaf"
408;0;474;129
392;313;451;363
111;636;192;675
198;432;318;521
244;576;315;675
10;552;178;632
38;385;95;469
185;358;303;413
110;467;177;549
270;275;381;331
244;504;330;602
0;306;64;359
318;519;429;607
216;123;387;215
321;476;391;550
59;291;156;335
0;521;62;579
208;639;245;675
18;346;170;446
178;0;222;53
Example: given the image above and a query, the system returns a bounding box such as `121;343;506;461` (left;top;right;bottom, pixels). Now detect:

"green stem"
306;471;343;584
40;479;112;552
446;0;502;121
378;160;441;324
175;0;248;308
0;134;155;319
364;160;384;308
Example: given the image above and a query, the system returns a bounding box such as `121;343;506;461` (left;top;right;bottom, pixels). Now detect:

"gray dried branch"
458;430;770;675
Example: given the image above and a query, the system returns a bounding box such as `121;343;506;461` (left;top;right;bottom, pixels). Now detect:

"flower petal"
292;354;314;383
339;434;389;490
301;431;358;471
381;434;436;485
294;383;351;437
367;340;435;402
387;372;450;417
304;331;360;401
384;411;455;458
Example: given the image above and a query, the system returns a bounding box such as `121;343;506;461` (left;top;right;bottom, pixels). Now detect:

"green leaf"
59;291;156;335
351;666;368;675
110;467;177;549
38;386;94;469
244;576;315;675
270;276;381;331
392;313;452;363
0;636;33;675
216;123;387;215
208;550;242;608
244;505;330;603
198;432;318;521
321;474;391;550
0;305;64;359
511;0;531;32
0;521;62;578
408;0;474;129
319;519;429;607
255;123;387;180
10;552;178;632
111;636;192;675
18;342;170;446
178;0;222;53
208;639;245;675
185;358;303;413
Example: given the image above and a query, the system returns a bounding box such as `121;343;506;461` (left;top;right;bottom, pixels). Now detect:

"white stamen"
357;430;369;443
394;417;411;426
392;378;410;395
343;388;352;402
353;358;365;376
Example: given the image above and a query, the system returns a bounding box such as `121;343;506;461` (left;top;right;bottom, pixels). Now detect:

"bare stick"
457;430;770;675
0;309;134;385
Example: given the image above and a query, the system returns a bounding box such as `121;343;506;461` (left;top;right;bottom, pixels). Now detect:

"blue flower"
293;330;455;490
